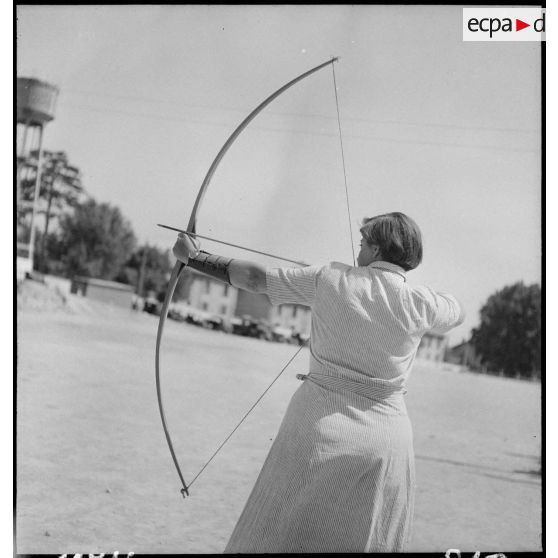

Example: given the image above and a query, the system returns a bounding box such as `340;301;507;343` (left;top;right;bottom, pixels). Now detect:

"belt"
296;372;407;400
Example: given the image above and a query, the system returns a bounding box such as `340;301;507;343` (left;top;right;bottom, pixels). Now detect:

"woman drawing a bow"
173;211;465;553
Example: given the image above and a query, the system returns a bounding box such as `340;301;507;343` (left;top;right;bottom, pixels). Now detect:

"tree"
57;199;137;280
117;249;204;303
18;150;85;271
471;282;541;379
116;244;172;298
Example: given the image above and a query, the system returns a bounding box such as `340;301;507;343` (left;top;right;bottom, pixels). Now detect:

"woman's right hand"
172;233;200;264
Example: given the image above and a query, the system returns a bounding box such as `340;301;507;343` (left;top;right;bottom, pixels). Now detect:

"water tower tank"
17;77;59;126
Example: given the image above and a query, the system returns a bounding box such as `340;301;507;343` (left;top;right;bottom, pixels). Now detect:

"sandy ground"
16;281;542;555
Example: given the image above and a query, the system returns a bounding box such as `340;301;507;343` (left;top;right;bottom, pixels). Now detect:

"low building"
235;289;272;322
186;274;310;336
417;332;447;363
445;340;483;370
187;275;238;320
270;303;311;337
70;276;134;309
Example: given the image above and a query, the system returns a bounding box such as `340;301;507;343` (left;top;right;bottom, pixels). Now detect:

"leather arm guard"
186;250;233;285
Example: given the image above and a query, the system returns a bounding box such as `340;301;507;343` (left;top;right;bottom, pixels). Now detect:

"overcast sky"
16;5;542;344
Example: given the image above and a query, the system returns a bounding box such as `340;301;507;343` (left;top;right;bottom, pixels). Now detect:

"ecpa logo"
463;8;545;41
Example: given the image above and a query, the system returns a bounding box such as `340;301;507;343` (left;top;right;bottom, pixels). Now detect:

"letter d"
534;13;545;32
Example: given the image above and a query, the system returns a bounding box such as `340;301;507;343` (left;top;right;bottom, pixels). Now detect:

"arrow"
157;223;309;266
516;19;530;31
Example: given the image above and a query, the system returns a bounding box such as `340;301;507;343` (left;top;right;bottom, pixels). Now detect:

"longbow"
155;57;338;497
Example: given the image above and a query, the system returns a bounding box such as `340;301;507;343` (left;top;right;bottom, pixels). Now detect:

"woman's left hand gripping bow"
172;233;201;264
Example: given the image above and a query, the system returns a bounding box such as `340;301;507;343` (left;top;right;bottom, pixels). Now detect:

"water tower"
16;77;59;278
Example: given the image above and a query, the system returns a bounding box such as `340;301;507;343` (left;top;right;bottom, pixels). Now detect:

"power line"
63;88;538;135
61;102;538;154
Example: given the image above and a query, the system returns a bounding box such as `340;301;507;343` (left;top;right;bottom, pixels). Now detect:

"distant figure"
173;212;465;553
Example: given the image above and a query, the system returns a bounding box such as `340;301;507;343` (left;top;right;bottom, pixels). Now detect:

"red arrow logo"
516;19;530;31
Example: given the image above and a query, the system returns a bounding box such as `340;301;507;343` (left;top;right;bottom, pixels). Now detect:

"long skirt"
224;374;416;553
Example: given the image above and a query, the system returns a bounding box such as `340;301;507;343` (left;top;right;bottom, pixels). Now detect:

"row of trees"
469;282;541;380
17;151;542;379
16;150;185;301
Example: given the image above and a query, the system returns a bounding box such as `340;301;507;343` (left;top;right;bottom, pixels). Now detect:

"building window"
220;304;227;315
292;306;298;318
223;284;229;296
202;302;208;311
205;280;210;294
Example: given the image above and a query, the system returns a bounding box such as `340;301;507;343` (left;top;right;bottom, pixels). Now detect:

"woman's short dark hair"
360;212;423;271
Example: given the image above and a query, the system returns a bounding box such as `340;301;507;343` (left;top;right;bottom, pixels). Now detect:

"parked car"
143;297;160;316
168;307;185;322
205;315;225;331
185;313;204;327
271;325;293;343
230;316;269;339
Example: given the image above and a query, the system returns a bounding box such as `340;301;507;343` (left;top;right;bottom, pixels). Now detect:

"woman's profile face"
356;236;379;267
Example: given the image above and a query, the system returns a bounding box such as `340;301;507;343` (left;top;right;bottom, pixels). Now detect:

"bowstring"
187;344;305;490
331;60;356;266
186;58;351;492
